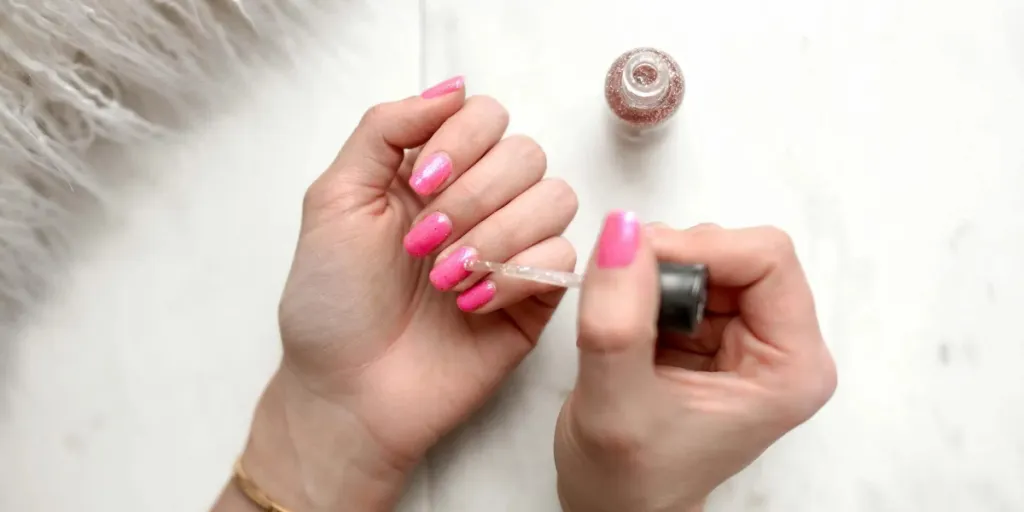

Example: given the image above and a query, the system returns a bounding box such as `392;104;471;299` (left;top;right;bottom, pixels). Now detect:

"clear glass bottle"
604;47;685;138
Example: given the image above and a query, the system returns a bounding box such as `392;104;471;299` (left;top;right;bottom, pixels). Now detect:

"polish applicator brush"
464;260;708;335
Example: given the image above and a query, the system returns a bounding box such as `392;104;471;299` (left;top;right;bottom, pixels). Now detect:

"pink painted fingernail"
596;210;641;268
409;152;452;196
421;76;465;99
429;247;477;291
457;280;497;312
404;212;452;257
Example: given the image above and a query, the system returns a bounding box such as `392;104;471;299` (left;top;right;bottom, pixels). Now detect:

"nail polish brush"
464;260;709;334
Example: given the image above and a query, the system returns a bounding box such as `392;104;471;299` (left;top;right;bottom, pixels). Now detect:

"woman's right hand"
554;213;837;512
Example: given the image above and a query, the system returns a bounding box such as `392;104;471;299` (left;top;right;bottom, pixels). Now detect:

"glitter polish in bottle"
605;47;684;137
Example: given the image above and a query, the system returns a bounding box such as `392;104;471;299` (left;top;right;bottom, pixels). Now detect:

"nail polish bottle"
604;47;685;138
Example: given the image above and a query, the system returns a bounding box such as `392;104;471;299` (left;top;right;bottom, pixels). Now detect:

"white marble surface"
3;0;1024;510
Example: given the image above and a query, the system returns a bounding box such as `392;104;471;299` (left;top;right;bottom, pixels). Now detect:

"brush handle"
464;260;584;288
465;260;708;335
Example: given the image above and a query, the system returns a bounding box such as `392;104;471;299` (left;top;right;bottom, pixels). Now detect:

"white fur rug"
0;0;315;335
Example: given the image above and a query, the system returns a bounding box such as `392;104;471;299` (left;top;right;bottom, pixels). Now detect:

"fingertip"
421;75;466;100
457;280;497;312
335;87;466;191
429;246;477;291
403;212;452;257
594;210;642;269
578;210;660;354
408;151;453;196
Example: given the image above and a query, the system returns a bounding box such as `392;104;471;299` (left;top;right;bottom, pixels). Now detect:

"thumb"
575;210;659;407
329;76;466;191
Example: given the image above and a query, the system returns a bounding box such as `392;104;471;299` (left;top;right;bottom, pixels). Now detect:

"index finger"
330;77;467;192
648;225;822;354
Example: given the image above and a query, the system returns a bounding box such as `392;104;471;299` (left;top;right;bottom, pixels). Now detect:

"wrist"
240;366;409;511
557;478;706;512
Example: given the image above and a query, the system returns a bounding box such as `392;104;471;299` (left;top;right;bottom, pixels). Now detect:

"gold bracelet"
233;458;295;512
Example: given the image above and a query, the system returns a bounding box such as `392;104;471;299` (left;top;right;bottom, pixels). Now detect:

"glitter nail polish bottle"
605;47;684;138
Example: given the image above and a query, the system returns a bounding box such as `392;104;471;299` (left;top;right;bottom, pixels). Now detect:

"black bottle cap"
657;262;709;335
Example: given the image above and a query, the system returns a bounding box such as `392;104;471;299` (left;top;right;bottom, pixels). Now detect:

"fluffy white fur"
0;0;314;334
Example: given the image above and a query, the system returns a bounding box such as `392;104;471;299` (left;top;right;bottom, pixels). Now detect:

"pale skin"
213;77;836;512
555;221;837;512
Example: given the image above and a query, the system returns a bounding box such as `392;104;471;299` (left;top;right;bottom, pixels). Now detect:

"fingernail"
457;280;497;312
409;152;452;196
404;212;452;257
430;247;477;291
597;210;641;268
421;76;465;99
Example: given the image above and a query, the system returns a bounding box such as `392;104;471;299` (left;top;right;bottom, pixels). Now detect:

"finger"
646;223;739;313
326;76;466;193
649;225;821;353
575;210;660;405
646;221;719;236
704;287;742;314
403;135;546;259
397;147;424;179
462;238;576;380
459;238;575;376
654;348;714;371
657;315;729;354
439;178;578;292
457;236;576;316
403;95;509;196
655;309;727;372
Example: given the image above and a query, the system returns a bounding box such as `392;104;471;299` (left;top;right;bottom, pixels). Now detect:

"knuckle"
565;246;579;270
302;177;333;213
758;226;797;259
302;181;319;210
578;313;655;353
359;103;388;128
772;395;814;429
503;134;548;173
448;184;487;219
302;173;362;218
485;213;514;242
456;175;487;205
542;178;579;217
775;353;838;426
577;420;644;458
644;222;673;243
810;352;839;407
468;95;510;126
550;236;578;269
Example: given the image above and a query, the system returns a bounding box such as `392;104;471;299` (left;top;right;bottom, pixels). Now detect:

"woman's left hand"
233;78;578;511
